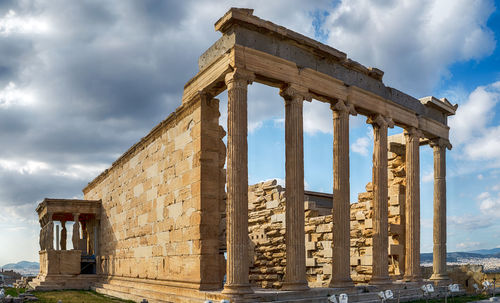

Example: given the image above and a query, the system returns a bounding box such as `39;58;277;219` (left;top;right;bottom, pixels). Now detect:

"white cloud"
0;159;50;175
0;82;35;108
422;171;434;183
322;0;496;96
478;191;500;217
450;81;500;145
303;101;332;135
0;203;39;225
0;158;106;180
456;241;481;250
351;137;370;156
449;215;494;230
478;192;491;200
0;10;52;36
449;81;500;167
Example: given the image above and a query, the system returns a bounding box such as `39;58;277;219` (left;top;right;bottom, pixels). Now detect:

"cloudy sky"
1;0;500;266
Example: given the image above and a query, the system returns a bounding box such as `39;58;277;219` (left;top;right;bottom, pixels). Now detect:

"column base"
281;281;310;291
222;283;254;294
403;275;422;282
369;276;392;286
429;273;450;281
329;278;354;288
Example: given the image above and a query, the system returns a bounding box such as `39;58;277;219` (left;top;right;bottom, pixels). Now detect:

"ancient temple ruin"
30;8;457;303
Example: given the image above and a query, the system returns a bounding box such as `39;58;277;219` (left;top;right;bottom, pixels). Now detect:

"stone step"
93;281;207;303
92;280;465;303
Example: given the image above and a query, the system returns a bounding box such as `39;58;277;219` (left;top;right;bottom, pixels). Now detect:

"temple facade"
31;8;457;303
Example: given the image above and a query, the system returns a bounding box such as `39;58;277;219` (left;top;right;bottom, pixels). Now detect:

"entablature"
183;7;457;141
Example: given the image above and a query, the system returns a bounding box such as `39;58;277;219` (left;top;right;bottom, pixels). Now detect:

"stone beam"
231;45;450;140
182;50;233;104
202;8;455;125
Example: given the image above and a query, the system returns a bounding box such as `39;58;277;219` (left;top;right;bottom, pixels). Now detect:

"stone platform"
92;279;465;303
29;274;98;291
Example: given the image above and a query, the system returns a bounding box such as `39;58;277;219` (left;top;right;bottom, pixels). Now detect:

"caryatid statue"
39;223;45;250
46;221;54;250
72;214;80;250
60;220;67;250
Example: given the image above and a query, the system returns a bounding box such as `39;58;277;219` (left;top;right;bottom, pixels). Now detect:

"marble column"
222;68;255;295
404;127;422;281
72;213;80;250
280;84;310;291
330;100;357;287
430;138;451;281
367;114;393;285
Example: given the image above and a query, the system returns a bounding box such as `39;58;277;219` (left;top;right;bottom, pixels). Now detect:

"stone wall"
349;141;406;283
83;94;226;290
247;141;406;288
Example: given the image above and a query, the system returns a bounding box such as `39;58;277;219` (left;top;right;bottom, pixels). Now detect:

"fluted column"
368;114;393;285
330;100;357;287
280;84;310;291
430;138;451;281
222;68;254;295
404;127;422;281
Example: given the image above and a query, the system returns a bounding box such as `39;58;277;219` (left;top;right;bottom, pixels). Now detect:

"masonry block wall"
83;95;225;291
247;142;406;288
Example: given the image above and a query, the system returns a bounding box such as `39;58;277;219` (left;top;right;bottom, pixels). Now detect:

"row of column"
222;68;451;294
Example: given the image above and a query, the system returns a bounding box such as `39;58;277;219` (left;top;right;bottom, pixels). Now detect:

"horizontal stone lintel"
190;8;456;139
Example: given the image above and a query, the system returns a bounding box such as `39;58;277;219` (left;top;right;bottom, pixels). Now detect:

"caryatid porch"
185;8;457;295
30;198;101;290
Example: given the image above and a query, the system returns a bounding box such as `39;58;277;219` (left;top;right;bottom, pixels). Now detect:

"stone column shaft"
281;85;310;291
430;139;451;281
368;114;393;285
404;128;422;281
222;68;254;295
330;100;356;287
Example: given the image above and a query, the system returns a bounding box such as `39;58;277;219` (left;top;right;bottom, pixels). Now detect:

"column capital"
279;84;312;102
331;100;357;116
224;68;255;88
367;114;394;128
429;137;452;150
404;127;423;140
